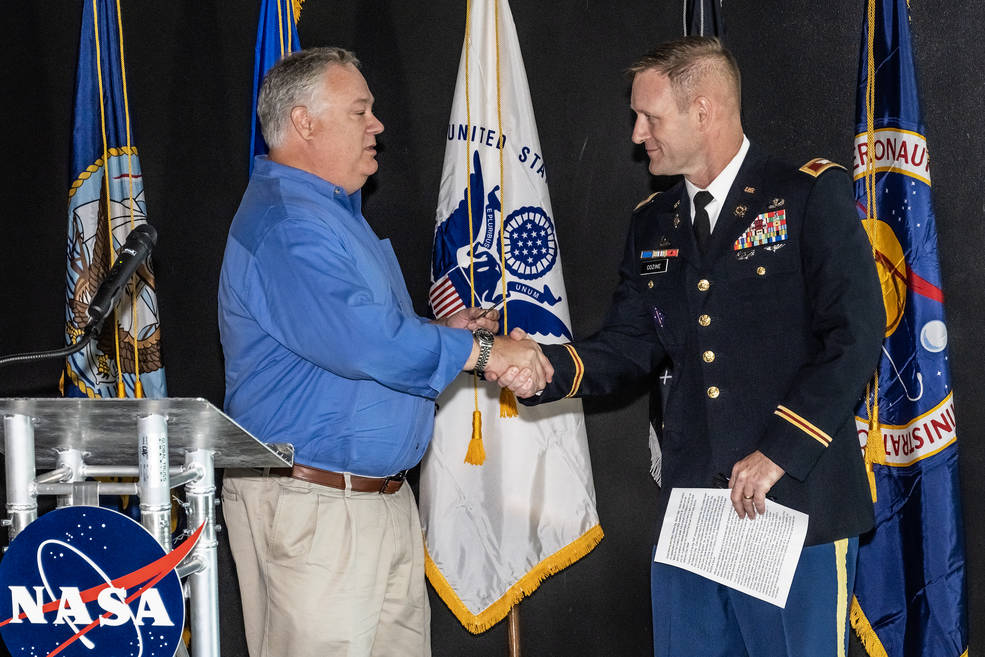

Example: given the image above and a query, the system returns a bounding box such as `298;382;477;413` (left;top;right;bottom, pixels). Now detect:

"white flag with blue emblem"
419;0;603;633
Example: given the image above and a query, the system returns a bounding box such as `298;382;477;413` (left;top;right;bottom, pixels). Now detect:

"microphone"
87;223;158;328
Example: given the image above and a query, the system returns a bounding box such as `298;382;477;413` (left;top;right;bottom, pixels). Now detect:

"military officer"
503;36;885;657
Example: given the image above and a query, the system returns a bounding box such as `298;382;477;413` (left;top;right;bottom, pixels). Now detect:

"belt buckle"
379;470;407;494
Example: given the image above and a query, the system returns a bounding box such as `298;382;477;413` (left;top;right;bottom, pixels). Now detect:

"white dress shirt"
684;135;750;233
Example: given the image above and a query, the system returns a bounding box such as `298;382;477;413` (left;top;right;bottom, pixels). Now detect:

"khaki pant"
222;470;431;657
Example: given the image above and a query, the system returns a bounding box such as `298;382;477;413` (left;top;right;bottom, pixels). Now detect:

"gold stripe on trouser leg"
835;539;849;657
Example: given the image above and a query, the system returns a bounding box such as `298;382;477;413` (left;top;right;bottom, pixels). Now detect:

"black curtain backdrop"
0;2;981;656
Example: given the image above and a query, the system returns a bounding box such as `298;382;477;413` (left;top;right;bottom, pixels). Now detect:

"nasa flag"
63;0;166;399
419;0;603;633
851;0;968;655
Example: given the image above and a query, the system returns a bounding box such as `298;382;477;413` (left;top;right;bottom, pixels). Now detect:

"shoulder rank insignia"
799;158;846;177
733;210;788;250
634;191;662;212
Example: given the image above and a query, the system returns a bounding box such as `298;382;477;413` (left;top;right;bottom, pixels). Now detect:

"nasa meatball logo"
0;506;201;657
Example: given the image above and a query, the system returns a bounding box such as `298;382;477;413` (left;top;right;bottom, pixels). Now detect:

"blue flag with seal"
63;0;166;400
419;0;602;633
249;0;303;172
851;1;968;655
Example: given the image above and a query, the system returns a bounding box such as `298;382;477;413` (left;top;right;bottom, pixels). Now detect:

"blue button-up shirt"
218;157;473;476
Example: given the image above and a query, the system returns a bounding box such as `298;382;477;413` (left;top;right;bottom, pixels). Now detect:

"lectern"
0;397;291;657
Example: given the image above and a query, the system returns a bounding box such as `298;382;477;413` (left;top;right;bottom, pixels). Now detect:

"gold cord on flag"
91;0;127;398
115;0;143;398
278;0;302;56
276;0;285;58
462;0;486;465
493;0;518;418
862;0;886;503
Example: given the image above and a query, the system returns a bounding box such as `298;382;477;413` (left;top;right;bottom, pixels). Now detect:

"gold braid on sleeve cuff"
774;405;832;447
562;344;584;398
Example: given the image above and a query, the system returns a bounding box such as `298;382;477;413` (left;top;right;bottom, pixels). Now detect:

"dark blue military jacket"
530;143;885;546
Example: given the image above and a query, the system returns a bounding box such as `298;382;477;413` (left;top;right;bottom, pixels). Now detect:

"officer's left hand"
729;451;785;520
435;307;499;332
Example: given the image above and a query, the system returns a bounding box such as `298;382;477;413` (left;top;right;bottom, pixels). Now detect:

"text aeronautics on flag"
850;1;968;655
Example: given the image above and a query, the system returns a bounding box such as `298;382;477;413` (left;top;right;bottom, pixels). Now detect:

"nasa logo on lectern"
0;506;194;657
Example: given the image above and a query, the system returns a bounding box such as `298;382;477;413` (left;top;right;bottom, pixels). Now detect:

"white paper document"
654;488;809;608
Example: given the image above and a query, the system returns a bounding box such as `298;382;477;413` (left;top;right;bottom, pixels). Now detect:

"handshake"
438;307;553;398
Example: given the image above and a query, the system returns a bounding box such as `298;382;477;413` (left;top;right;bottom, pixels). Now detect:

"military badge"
768;197;785;210
734;204;748;218
640;249;679;259
634;191;661;212
744;186;756;194
673;214;681;228
651;305;666;328
640;249;676;275
733;209;788;250
659;235;671;247
799;158;846;177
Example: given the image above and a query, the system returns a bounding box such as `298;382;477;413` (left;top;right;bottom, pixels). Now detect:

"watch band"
473;328;494;376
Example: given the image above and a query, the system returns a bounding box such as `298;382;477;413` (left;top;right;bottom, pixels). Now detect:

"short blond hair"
628;36;740;112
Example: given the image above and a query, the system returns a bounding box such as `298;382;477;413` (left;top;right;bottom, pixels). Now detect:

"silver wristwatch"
472;328;495;377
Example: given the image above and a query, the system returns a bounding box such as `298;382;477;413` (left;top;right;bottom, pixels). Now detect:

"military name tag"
640;258;669;275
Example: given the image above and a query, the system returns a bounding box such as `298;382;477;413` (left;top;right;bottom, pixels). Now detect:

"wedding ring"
743;495;754;500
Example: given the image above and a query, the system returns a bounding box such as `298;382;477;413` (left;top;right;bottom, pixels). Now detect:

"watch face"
475;328;495;341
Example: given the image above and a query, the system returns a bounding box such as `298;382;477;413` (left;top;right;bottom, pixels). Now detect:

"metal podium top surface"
0;397;292;468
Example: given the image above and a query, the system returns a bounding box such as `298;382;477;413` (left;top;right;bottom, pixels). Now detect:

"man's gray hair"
257;47;361;149
628;36;740;112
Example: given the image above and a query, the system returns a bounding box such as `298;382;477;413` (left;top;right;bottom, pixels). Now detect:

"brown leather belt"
268;463;406;494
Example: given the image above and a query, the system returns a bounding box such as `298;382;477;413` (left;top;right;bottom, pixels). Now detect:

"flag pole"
507;606;521;656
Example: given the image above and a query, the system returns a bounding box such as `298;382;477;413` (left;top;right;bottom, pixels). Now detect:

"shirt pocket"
725;245;800;297
376;238;416;315
725;246;804;335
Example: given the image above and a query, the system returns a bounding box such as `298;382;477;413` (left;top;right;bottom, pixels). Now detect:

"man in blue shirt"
218;47;549;657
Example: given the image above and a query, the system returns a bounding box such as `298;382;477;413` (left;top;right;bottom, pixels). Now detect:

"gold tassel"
499;388;518;418
134;379;144;398
465;410;486;465
864;372;886;503
117;380;126;398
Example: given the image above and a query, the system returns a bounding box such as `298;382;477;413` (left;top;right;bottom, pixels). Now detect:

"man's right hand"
481;328;552;398
482;328;551;398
